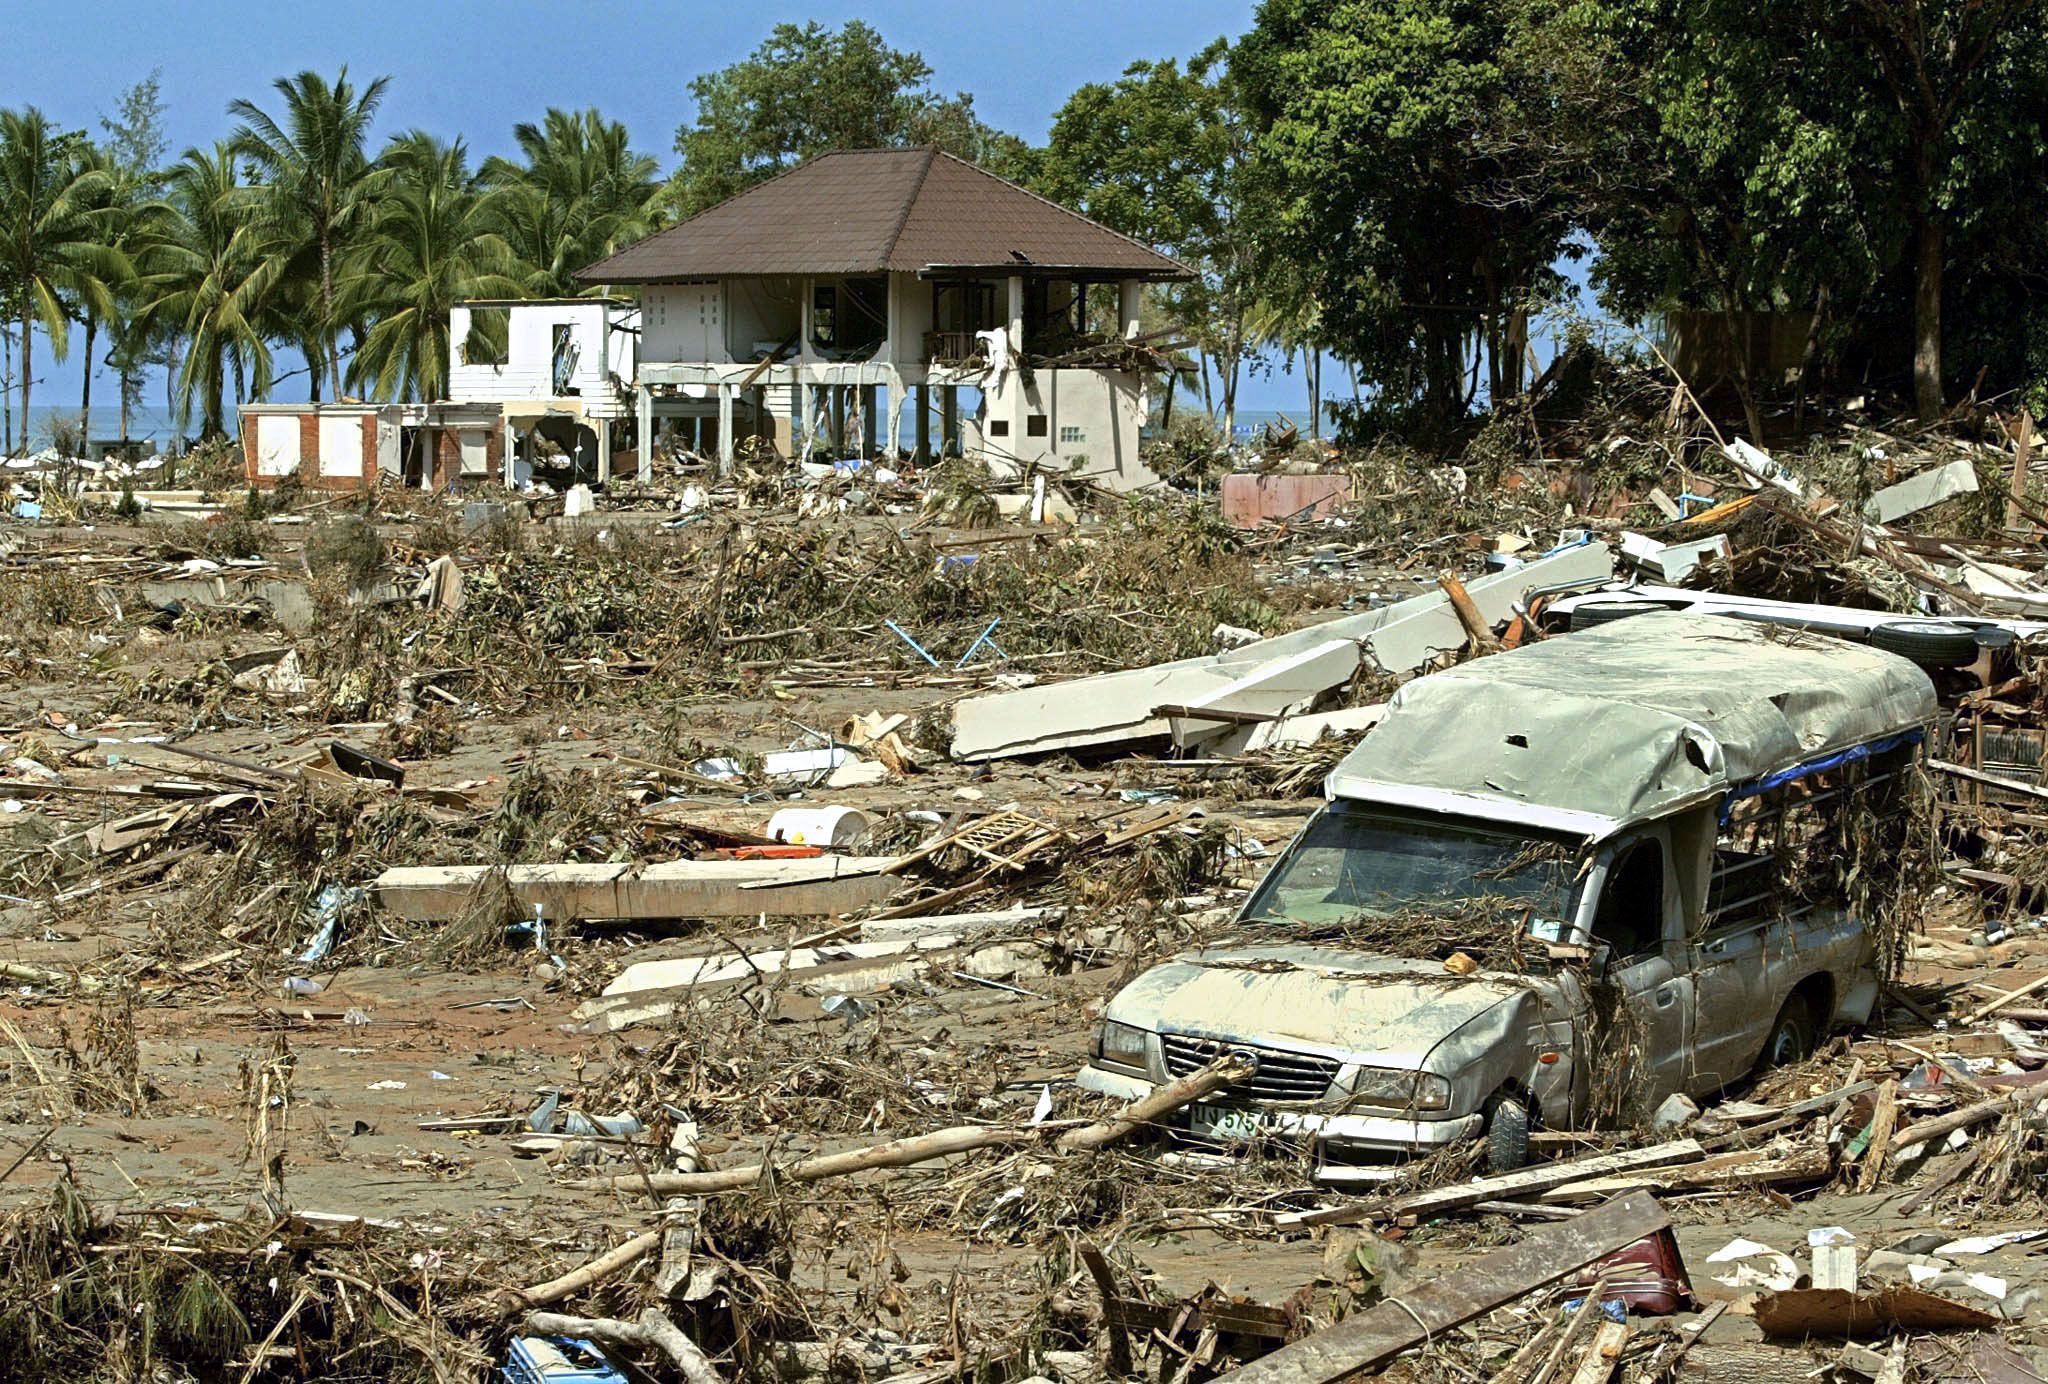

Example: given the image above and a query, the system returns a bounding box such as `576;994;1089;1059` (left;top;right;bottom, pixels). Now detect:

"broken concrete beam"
599;934;963;995
1864;459;1979;524
950;542;1613;762
1353;540;1612;678
1230;703;1387;754
1166;639;1361;747
1619;531;1733;583
372;857;899;923
859;905;1060;943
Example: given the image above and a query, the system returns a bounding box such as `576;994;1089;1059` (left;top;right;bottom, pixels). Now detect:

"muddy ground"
1;498;2044;1383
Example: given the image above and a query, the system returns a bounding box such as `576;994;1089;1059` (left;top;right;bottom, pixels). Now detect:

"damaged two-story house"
576;145;1194;490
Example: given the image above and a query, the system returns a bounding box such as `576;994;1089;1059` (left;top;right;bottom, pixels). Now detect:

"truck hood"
1105;943;1540;1065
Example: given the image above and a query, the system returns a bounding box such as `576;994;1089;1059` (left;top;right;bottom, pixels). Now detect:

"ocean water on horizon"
16;404;198;446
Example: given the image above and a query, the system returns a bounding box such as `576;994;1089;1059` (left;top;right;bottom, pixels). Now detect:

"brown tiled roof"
578;147;1192;284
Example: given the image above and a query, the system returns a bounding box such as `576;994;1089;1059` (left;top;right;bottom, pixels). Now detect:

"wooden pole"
2008;411;2034;530
1438;571;1503;656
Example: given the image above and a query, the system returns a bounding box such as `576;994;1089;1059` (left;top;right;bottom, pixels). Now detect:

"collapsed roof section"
577;147;1194;284
1328;613;1939;835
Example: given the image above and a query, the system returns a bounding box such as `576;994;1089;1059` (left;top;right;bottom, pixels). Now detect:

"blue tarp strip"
1718;730;1923;825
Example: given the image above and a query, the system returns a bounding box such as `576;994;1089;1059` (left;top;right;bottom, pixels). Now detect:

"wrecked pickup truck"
1078;613;1937;1178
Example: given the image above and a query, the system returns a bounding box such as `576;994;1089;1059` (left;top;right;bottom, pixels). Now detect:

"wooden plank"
1276;1139;1703;1228
373;858;898;921
1566;1320;1630;1384
1930;759;2048;805
1212;1193;1670;1384
1854;1079;1899;1193
1891;1093;2021;1158
1539;1145;1829;1202
1965;973;2048;1024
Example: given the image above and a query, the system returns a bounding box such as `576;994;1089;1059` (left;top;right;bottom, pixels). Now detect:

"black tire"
1570;600;1670;631
1485;1092;1532;1172
1869;619;1980;669
1761;996;1816;1070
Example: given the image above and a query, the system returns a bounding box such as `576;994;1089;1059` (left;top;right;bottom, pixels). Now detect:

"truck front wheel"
1485;1092;1531;1172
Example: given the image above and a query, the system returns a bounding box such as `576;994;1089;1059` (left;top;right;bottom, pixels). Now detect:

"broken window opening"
1591;839;1662;960
551;323;580;395
1705;745;1917;934
811;277;886;359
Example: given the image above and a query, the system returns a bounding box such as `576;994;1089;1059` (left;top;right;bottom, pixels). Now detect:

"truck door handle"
1654;986;1679;1008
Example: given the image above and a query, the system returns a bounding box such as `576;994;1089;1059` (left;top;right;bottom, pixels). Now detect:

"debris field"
2;396;2048;1384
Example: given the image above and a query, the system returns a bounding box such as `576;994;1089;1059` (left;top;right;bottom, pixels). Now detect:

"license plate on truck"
1189;1103;1263;1143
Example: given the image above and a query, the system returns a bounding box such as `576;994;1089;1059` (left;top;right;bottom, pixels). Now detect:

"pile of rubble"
0;390;2044;1382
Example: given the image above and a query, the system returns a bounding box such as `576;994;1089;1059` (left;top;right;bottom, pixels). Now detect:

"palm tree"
228;68;388;402
66;141;150;438
135;144;276;438
481;108;660;296
0;108;124;455
344;132;522;402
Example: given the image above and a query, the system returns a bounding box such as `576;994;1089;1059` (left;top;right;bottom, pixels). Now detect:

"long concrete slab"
373;856;900;922
948;541;1613;761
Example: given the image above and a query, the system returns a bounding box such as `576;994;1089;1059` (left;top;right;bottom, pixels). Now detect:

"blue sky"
10;0;1329;432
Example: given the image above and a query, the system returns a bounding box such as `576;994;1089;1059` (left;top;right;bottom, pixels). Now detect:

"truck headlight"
1095;1021;1152;1069
1346;1067;1451;1112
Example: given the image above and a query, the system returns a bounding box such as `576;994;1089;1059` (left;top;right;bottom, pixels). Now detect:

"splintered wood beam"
1214;1193;1670;1384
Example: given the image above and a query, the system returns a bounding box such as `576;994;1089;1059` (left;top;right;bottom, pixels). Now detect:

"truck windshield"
1243;806;1582;932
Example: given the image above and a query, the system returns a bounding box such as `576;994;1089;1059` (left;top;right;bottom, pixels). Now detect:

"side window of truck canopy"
1242;804;1583;931
1703;735;1920;934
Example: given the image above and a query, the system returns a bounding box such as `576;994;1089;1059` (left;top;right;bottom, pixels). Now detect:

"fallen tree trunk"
1054;1053;1255;1152
500;1229;663;1317
563;1053;1255;1193
1891;1093;2027;1160
523;1308;721;1384
558;1124;1033;1196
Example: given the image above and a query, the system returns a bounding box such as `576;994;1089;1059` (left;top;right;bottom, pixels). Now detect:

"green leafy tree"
1545;0;2048;427
345;133;522;402
135;144;276;438
1234;0;1576;433
1038;42;1270;436
668;21;1027;216
99;70;171;442
229;68;389;402
482;108;662;295
0;107;124;455
1845;0;2047;419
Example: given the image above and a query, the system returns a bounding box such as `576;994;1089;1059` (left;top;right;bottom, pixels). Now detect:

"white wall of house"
642;283;729;366
448;301;637;418
968;368;1150;490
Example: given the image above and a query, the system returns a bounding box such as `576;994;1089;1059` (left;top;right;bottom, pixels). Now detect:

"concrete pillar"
862;383;879;457
1118;279;1143;340
717;382;735;470
790;376;803;457
635;382;652;479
